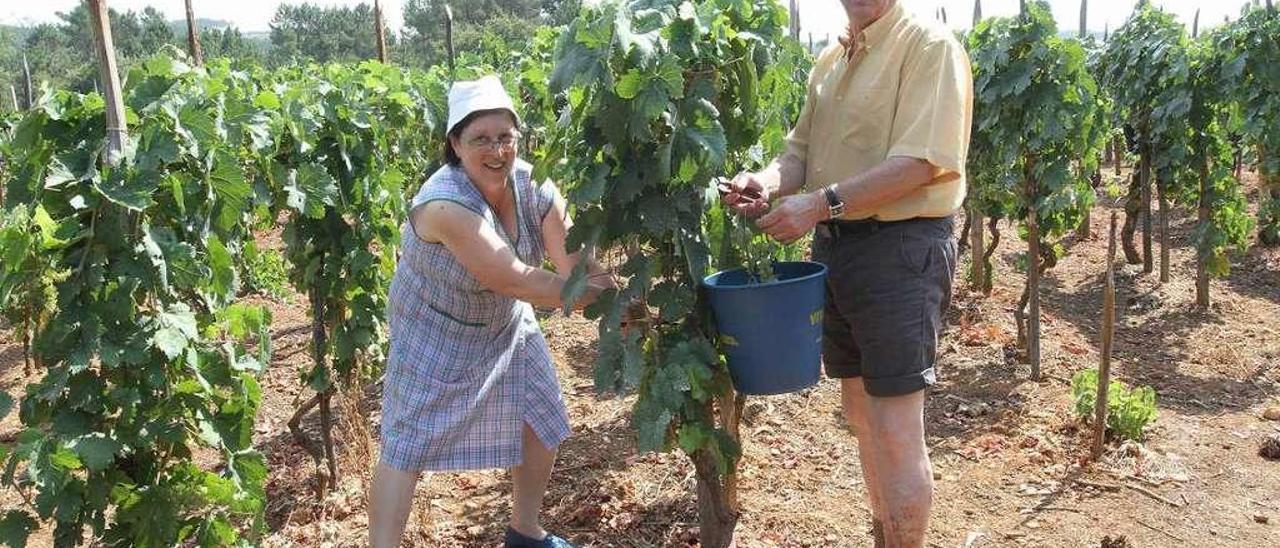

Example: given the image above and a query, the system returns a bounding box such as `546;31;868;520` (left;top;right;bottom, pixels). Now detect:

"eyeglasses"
465;132;520;151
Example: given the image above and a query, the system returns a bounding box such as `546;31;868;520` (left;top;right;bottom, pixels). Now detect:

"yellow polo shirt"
786;2;973;221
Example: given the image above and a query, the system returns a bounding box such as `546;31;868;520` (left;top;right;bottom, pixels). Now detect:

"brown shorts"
811;215;956;397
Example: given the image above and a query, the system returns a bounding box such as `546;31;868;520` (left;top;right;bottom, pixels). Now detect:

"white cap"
446;75;520;135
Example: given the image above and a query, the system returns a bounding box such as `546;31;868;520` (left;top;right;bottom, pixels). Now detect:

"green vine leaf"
0;510;37;548
152;304;198;360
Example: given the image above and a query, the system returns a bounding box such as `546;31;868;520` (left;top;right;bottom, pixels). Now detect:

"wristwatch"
822;184;845;219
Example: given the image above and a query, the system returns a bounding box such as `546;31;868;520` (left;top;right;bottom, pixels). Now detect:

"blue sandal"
503;527;576;548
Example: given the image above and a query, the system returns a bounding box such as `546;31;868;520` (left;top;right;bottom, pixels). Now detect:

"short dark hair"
442;109;519;167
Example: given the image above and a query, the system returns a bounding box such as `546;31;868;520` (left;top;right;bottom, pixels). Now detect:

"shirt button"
816;168;824;174
837;95;844;101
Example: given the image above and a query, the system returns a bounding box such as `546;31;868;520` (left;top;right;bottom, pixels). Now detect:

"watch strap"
822;185;844;218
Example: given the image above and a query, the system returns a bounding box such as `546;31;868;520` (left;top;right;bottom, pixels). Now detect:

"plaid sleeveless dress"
380;160;571;471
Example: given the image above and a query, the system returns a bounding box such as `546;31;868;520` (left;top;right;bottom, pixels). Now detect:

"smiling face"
448;110;519;187
841;0;894;27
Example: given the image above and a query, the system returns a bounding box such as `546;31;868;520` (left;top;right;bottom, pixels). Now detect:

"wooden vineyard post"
969;0;986;293
1093;211;1118;459
1158;171;1170;283
184;0;203;66
444;4;456;75
1026;165;1042;380
22;52;32;110
1193;8;1201;39
1076;0;1092;241
1017;0;1041;380
88;0;128;166
1196;155;1211;307
969;203;986;292
374;0;389;64
1079;0;1087;39
1140;140;1153;274
1113;134;1122;175
9;84;17;111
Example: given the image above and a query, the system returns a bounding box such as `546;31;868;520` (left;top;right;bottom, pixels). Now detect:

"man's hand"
757;191;827;244
720;171;772;218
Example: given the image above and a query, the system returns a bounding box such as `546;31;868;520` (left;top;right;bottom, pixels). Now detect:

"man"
722;0;972;546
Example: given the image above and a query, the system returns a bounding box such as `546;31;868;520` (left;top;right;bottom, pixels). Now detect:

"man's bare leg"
865;388;932;547
841;378;888;546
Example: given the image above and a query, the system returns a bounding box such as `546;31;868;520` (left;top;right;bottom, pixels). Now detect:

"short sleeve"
782;46;841;170
409;166;487;217
886;36;973;184
534;179;562;221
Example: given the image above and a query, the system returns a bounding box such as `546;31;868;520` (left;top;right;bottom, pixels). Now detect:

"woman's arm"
411;201;604;309
541;184;610;279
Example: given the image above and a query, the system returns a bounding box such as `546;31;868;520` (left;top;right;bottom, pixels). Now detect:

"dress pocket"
427;302;488;328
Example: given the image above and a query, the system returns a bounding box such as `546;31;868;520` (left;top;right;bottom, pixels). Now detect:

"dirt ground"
2;169;1278;547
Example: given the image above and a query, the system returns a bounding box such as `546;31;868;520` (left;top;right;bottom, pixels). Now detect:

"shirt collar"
839;2;905;59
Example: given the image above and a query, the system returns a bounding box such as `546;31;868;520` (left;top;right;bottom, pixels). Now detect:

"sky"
797;1;1250;40
0;1;406;32
0;0;1253;36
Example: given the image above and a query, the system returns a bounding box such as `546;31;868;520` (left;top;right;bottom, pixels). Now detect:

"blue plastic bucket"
703;261;827;395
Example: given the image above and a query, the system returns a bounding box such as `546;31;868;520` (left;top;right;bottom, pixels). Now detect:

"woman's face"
451;111;519;187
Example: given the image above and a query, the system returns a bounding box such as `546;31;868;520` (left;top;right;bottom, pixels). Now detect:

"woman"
369;75;610;548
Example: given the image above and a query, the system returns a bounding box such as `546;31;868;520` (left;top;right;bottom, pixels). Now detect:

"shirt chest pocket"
834;84;895;150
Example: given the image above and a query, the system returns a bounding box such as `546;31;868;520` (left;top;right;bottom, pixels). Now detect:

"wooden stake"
185;0;203;66
1196;155;1210;307
789;0;801;40
444;4;456;76
1113;135;1122;174
1192;8;1200;39
1075;0;1091;241
969;204;986;293
941;7;949;24
1158;175;1169;283
9;84;17;111
374;0;389;64
1026;159;1041;380
1079;0;1088;39
88;0;128;166
22;52;32;110
963;0;986;293
1140;140;1153;274
1092;211;1117;459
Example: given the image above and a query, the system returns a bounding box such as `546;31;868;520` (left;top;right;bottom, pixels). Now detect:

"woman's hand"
576;271;618;310
589;270;619;291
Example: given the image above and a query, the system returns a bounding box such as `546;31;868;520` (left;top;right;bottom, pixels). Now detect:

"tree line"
0;0;582;106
